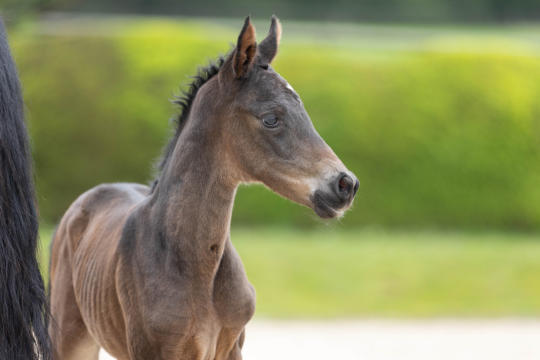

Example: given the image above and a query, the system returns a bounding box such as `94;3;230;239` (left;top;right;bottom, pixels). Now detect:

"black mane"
152;56;225;190
0;19;51;359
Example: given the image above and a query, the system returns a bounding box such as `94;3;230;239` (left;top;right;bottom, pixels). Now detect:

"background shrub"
11;19;540;229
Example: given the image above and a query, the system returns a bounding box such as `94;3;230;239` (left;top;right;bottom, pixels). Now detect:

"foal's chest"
139;239;255;359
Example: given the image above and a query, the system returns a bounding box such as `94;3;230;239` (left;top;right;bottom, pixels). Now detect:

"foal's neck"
150;109;237;281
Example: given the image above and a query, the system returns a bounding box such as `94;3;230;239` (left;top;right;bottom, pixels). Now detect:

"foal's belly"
71;215;131;356
73;251;126;355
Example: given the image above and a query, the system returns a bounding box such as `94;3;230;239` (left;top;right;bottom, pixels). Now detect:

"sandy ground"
100;319;540;360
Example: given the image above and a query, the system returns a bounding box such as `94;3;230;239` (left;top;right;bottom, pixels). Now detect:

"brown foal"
49;16;359;360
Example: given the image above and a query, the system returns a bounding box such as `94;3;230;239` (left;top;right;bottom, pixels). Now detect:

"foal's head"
192;16;359;218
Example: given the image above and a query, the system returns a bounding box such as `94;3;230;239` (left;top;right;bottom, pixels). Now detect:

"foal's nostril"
353;180;359;196
336;174;354;199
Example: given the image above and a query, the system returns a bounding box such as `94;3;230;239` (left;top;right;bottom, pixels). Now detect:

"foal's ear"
258;15;281;65
233;16;257;79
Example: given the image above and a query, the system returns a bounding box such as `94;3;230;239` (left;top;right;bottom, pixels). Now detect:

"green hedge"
11;20;540;229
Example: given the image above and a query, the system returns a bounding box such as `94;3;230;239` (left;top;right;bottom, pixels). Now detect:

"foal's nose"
334;173;359;203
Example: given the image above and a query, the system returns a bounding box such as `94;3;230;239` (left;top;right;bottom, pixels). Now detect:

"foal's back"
49;182;148;359
51;182;148;253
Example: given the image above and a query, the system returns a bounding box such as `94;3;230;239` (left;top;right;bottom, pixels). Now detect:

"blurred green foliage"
10;18;540;229
4;0;540;23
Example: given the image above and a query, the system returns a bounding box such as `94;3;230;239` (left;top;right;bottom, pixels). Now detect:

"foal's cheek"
265;133;294;160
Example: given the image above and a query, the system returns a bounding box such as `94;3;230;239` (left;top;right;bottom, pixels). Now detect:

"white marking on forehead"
285;82;295;93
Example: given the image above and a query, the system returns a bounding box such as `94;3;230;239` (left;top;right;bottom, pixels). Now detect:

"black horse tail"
0;19;51;360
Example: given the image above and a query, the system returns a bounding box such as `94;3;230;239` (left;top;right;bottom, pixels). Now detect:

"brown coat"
49;16;358;360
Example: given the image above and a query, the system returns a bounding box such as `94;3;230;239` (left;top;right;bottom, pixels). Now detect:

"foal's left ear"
233;16;257;79
258;15;282;65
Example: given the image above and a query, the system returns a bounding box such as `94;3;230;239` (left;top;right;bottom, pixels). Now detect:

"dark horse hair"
0;19;51;360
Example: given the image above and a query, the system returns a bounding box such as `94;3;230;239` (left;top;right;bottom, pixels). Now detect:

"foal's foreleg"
214;328;246;360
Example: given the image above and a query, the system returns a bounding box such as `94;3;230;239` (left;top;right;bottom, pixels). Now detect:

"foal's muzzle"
311;172;359;219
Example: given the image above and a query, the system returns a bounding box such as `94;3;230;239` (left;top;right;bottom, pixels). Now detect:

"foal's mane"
152;56;225;190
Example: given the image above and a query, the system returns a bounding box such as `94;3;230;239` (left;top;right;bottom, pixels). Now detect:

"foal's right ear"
232;16;257;79
258;15;281;65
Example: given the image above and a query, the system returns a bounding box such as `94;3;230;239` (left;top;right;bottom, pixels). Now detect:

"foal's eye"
262;114;279;128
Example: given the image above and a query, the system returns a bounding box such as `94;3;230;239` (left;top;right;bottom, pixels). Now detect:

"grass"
38;225;540;318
